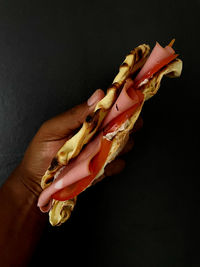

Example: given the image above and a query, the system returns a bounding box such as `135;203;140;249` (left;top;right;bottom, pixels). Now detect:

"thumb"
38;89;105;139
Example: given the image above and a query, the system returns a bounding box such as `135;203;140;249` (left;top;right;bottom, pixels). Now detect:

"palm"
21;135;68;187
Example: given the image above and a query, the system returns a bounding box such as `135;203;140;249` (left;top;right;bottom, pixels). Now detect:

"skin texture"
0;88;142;266
20;89;105;196
0;89;106;266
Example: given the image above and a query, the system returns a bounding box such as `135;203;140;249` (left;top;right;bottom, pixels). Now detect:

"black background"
0;0;200;266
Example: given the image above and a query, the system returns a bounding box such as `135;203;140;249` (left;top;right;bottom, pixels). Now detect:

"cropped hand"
18;89;105;196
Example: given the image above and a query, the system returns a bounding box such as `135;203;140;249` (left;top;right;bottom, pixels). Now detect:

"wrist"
1;166;46;218
0;165;47;266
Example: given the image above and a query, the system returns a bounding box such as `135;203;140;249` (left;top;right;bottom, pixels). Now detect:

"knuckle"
38;120;50;133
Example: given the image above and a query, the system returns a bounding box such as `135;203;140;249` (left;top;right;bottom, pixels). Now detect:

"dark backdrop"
0;0;199;266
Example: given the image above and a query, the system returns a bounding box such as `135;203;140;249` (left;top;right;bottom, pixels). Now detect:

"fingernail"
87;89;101;106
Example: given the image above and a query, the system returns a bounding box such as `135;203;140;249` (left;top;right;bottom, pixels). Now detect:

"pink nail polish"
87;89;101;106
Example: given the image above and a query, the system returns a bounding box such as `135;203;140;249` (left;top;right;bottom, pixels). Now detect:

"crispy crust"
46;49;182;226
49;198;77;226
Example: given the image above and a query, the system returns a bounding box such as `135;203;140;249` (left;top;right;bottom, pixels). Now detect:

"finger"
39;89;105;138
104;158;126;177
119;136;134;156
92;158;126;186
131;116;143;134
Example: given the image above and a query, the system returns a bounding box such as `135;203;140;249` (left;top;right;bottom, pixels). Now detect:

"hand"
18;89;105;196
